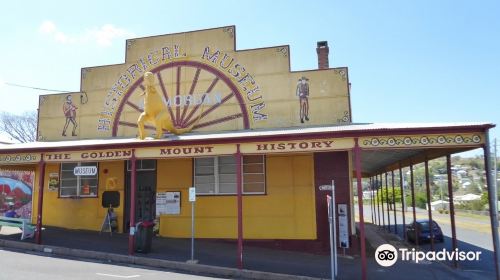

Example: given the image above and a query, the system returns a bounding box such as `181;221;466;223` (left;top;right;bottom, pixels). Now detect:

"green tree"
468;156;484;170
481;192;489;206
463;181;481;194
405;191;428;209
375;186;403;210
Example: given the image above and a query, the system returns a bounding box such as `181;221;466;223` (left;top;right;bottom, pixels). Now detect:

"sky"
0;0;498;155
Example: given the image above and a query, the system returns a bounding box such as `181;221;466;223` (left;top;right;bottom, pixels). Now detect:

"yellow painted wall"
32;161;125;232
30;154;316;240
157;154;317;239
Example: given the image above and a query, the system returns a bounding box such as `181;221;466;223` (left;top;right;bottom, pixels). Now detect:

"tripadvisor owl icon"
375;244;398;267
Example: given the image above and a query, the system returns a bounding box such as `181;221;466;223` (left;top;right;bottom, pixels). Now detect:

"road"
358;204;496;279
364;205;495;250
0;248;222;280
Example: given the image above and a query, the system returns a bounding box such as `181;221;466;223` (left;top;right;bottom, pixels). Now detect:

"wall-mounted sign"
136;144;236;159
241;138;354;154
319;185;333;191
156;192;181;215
189;187;196;202
338;204;349;248
37;26;351;141
48;173;59;191
74;166;97;176
359;133;483;149
0;170;34;219
45;149;132;162
0;153;40;164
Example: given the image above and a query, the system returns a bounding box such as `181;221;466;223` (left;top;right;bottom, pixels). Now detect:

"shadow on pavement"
1;224;490;279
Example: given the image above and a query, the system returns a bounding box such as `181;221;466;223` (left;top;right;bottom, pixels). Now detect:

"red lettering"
323;141;334;148
311;142;322;148
299;142;309;149
257;144;267;151
160;149;171;155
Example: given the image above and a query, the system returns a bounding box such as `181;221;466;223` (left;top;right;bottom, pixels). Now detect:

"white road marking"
96;273;141;278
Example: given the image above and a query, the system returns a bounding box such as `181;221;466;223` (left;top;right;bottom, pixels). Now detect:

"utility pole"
485;133;500;280
495;138;498;201
402;168;406;213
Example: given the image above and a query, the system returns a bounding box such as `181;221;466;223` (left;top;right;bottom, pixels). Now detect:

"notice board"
338;204;349;248
156;191;181;215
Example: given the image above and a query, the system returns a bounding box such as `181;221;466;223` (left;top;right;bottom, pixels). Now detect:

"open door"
124;160;157;232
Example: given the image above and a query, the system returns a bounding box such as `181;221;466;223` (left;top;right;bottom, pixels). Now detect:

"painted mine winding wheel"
112;61;250;137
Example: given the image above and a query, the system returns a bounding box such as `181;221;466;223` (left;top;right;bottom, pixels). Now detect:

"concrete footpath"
0;225;478;279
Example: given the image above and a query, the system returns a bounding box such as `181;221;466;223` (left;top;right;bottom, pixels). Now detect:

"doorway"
124;159;157;231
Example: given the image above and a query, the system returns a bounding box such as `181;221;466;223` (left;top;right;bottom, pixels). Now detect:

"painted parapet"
37;26;350;141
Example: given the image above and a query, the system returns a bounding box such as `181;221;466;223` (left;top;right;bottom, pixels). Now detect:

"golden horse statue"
137;72;201;139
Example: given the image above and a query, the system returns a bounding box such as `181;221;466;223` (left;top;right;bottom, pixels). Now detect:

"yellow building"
0;26;495;274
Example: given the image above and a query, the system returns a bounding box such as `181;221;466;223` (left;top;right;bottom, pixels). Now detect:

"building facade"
0;27;494;266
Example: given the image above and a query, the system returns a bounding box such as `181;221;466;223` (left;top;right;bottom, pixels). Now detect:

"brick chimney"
316;41;329;69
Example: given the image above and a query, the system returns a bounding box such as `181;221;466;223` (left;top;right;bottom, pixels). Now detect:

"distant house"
457;169;468;178
428;200;450;211
455;193;481;203
433;174;447;181
362;191;374;199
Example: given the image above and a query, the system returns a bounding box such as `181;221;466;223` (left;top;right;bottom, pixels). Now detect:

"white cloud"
39;20;56;34
54;31;69;44
38;21;135;47
90;24;135;47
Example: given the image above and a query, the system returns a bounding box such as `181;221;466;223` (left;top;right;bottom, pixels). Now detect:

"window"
242;155;265;193
194;155;265;195
60;162;98;197
127;159;156;171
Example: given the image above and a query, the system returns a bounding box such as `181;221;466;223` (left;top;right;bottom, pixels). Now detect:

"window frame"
193;155;266;195
126;159;157;171
242;155;266;194
59;162;99;198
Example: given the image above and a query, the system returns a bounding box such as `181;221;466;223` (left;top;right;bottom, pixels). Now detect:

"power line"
4;82;71;93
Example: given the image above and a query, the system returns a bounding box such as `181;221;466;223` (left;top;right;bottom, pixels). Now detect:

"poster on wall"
0;170;34;219
338;204;349;248
48;173;59;191
156;192;181;215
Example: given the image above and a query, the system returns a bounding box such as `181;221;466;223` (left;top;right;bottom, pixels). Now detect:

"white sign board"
73;166;97;176
189;187;196;202
156;192;181;215
338;204;349;248
319;185;333;191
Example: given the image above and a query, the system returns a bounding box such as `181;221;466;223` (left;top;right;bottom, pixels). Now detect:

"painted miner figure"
296;76;310;123
62;95;78;136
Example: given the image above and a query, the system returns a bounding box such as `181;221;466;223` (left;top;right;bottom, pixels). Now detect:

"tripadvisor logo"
375;244;482;267
375;244;398;267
